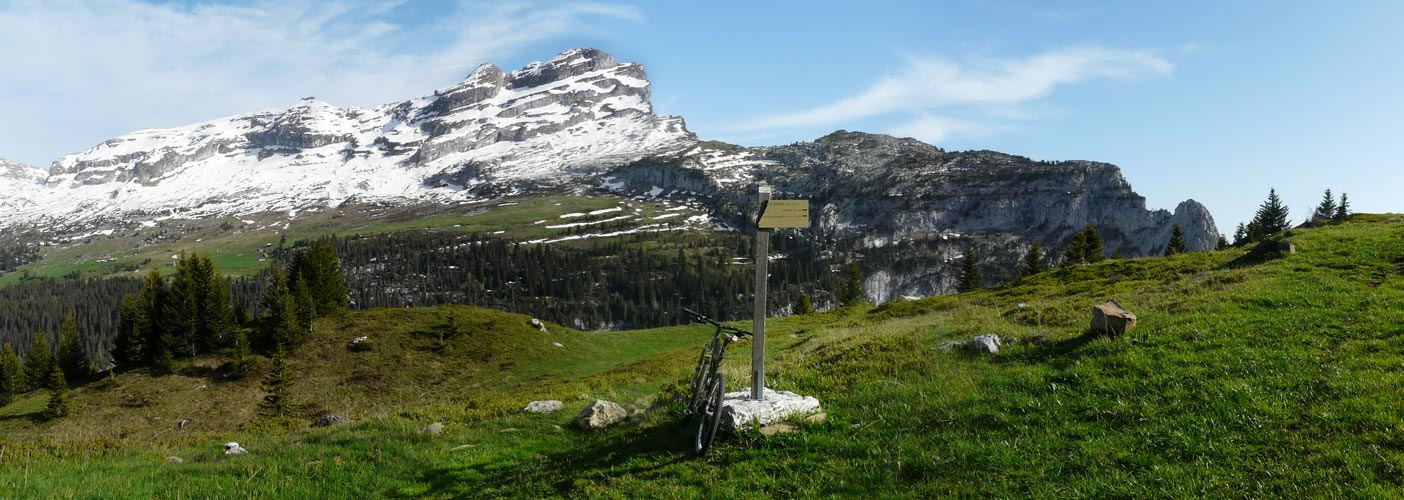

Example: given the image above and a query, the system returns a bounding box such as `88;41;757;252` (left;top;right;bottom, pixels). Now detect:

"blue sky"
0;1;1400;231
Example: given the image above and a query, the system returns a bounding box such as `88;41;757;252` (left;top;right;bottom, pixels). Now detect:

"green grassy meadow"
3;215;1404;498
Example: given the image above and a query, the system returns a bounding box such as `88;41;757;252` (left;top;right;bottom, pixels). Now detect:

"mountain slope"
1;215;1400;498
21;48;693;227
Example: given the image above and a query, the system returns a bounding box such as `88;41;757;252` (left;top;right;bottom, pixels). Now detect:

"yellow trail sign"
758;199;809;228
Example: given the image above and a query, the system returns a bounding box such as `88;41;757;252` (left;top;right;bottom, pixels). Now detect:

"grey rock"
165;456;184;463
576;400;627;430
419;422;444;436
315;415;353;427
967;334;1001;354
522;400;564;414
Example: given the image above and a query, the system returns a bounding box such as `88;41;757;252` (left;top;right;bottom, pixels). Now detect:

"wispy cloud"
745;47;1172;143
0;0;642;166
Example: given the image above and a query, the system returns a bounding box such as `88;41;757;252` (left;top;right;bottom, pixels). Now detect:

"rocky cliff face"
600;131;1220;301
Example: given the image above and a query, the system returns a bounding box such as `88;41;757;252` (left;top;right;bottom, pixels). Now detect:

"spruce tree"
56;313;87;380
165;252;199;357
258;346;296;417
839;264;863;306
1062;225;1103;266
140;267;174;372
1313;188;1336;223
956;248;980;293
292;276;315;335
1021;243;1044;277
794;293;814;315
0;342;23;405
262;266;301;349
1233;223;1247;246
192;254;232;353
113;295;146;371
1217;236;1229;250
1165;224;1187;256
308;238;350;315
24;334;53;391
1084;226;1104;263
43;362;70;420
1335;192;1350;219
1251;188;1291;238
229;328;255;379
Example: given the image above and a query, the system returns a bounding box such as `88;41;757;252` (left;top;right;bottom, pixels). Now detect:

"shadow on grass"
0;410;45;425
412;418;697;498
996;330;1121;365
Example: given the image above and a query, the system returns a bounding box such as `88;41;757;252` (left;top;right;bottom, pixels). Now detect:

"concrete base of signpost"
719;388;822;431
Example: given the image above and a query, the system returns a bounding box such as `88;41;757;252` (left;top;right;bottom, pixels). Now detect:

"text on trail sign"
757;199;809;229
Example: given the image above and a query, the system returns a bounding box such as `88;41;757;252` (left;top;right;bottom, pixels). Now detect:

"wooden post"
752;185;771;400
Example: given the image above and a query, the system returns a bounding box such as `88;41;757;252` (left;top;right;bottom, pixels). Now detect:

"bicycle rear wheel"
694;374;725;456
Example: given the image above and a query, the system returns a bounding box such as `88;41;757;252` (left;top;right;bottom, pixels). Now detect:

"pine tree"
1251;188;1291;238
308;238;350;315
42;362;70;420
1062;225;1103;267
1020;243;1044;277
1084;226;1104;263
113;294;146;371
258;346;296;417
957;248;980;293
23;334;53;391
0;342;23;405
1335;192;1350;219
839;264;863;306
1233;223;1247;247
193;254;232;353
262;266;301;349
165;252;199;357
229;328;255;379
140;268;174;372
56;313;87;380
1216;236;1229;251
1165;224;1187;256
1313;188;1336;223
292;276;315;335
793;293;814;315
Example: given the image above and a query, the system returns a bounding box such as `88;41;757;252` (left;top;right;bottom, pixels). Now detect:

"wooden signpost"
751;185;809;400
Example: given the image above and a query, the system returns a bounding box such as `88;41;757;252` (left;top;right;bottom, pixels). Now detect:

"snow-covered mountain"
12;48;694;228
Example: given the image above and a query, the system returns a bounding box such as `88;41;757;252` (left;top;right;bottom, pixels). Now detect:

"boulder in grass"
576;400;627;430
1091;300;1137;337
315;415;352;427
523;400;564;414
223;442;246;455
966;334;1001;354
418;422;443;436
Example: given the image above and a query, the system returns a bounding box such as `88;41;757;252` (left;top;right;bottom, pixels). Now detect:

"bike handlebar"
682;307;752;337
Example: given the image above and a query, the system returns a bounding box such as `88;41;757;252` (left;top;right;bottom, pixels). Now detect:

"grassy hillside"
2;215;1404;498
0;193;705;285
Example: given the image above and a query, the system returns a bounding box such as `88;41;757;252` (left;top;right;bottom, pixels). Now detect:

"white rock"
967;334;1001;354
419;422;444;436
719;388;822;431
166;456;184;463
523;400;564;414
223;442;246;455
576;400;627;430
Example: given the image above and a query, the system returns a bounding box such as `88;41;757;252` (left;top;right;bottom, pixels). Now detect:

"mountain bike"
682;307;751;455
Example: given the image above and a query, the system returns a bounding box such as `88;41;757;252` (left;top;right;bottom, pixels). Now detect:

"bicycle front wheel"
694;373;725;456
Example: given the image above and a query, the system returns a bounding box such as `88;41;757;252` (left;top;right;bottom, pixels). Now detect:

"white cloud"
885;114;991;144
745;47;1172;142
0;0;642;166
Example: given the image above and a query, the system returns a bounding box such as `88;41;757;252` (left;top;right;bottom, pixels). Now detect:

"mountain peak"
507;48;620;89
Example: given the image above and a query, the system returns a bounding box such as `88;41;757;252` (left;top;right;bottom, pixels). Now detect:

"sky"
0;1;1400;231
